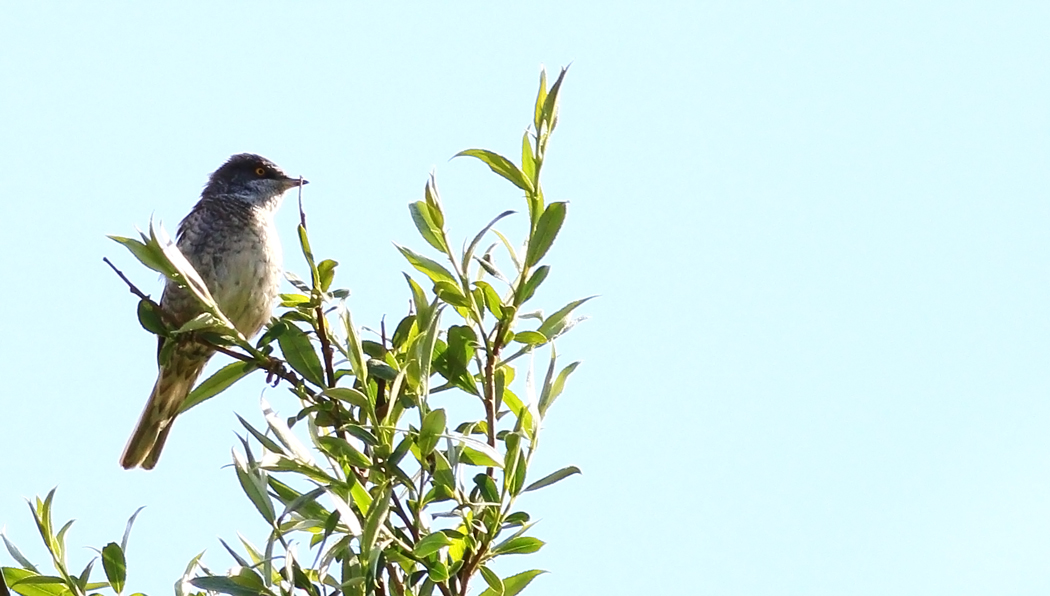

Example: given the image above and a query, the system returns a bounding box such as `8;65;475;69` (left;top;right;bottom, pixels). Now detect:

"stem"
316;302;337;387
481;316;509;478
385;564;405;596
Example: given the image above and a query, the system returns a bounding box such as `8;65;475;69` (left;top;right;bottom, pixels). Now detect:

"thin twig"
104;257;153;302
390;493;419;542
297;176;307;230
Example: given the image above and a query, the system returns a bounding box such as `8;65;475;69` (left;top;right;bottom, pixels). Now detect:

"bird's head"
203;153;308;208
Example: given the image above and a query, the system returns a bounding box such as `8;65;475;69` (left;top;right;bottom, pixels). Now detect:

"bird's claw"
264;357;285;387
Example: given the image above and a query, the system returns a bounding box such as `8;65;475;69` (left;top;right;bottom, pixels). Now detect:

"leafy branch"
3;65;586;596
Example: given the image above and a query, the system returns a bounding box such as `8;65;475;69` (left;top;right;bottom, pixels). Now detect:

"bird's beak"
280;176;309;190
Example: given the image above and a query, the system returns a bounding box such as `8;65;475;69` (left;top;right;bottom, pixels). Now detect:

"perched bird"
120;153;307;470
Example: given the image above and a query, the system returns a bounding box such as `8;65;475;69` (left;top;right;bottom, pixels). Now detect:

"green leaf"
349;479;374;515
541;66;569;134
502;433;527;495
424;173;446;228
279;293;312;307
472;473;500;503
321;387;371;409
135;299;167;336
533;68;548;132
459;445;501;468
427;560;450;582
525;202;566;267
462;210;516;275
260;456;335;485
391;314;416;349
236;414;286;455
108;235;173;278
503;511;530;526
414;304;444;400
276;323;325;387
480;566;504;596
233;449;275;524
267;478;331;523
317;436;372;468
539;361;580;417
284;271;311;293
512;331;546;346
474;281;504;319
475;251;509;283
50;522;71;571
501;390;534;442
340;423;379;447
100;543;125;594
479;570;546;596
432;325;479;395
453;149;534;194
120;506;144;554
173;312;226;335
340;306;369;386
405;274;431;328
537;297;595;340
236;535;265;566
360;485;391;562
4;570;71;596
74;559;94;593
11;576;66;587
367;339;388;358
536;343;560;420
521;132;536;186
517;265;549;304
218;538;251;571
180;360;257;413
232;567;267;592
298;224;317;274
261;399;315;461
431;450;455;492
417;409;446;456
3;534;38;573
317;259;338;292
492;229;523;275
367;358;399;381
503;433;521;492
395;244;458;287
190;576;266;596
523;466;581;493
491;536;544;556
409;201;449;253
413;532;452;558
433;281;471;309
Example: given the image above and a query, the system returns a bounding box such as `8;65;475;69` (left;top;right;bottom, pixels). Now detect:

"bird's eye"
254;167;267;177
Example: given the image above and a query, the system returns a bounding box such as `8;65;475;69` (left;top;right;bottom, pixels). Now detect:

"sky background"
2;1;1050;594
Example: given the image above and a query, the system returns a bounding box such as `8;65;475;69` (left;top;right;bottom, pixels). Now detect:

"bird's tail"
120;357;205;470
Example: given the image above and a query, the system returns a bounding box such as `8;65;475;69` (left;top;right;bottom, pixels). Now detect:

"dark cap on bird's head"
203;153;307;204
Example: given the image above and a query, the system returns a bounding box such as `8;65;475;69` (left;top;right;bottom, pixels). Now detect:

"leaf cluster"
1;489;145;596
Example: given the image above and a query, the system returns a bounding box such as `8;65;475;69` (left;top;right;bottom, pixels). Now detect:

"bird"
120;153;307;470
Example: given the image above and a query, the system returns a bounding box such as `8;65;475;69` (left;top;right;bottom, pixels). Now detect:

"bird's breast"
210;219;283;338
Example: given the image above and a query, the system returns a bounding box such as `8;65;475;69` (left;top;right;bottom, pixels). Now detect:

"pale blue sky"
2;2;1050;594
